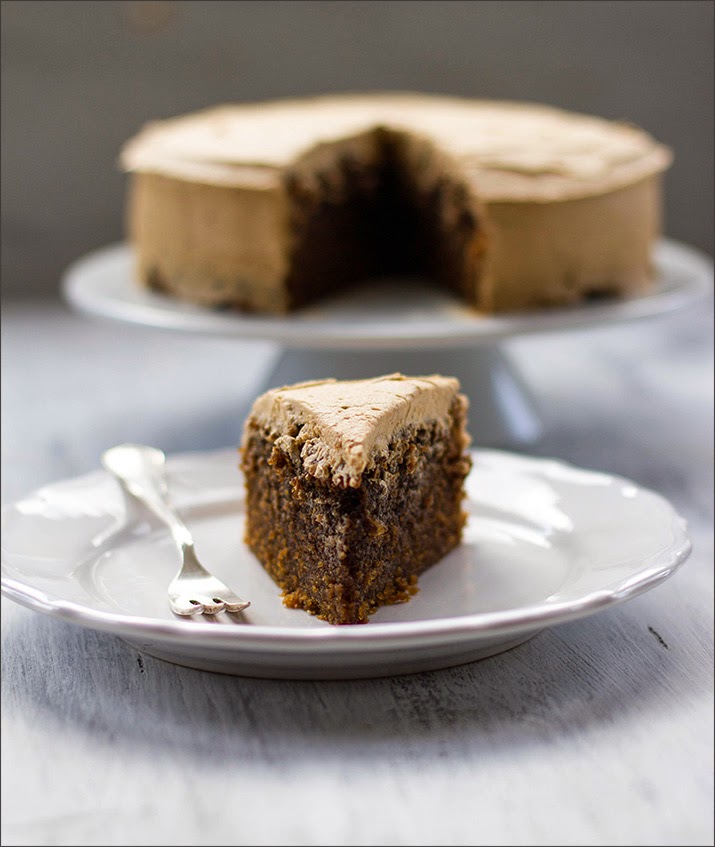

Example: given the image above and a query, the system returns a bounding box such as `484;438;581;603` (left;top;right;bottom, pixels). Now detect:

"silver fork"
101;443;250;617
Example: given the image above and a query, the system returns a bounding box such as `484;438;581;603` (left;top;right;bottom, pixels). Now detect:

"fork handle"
102;443;193;552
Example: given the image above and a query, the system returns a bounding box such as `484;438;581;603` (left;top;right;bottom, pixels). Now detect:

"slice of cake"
240;374;472;624
121;93;672;314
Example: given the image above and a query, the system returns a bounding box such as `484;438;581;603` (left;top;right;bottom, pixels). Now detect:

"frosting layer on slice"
245;373;465;487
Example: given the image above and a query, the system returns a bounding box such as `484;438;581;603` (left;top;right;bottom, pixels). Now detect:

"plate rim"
61;239;714;350
0;448;693;652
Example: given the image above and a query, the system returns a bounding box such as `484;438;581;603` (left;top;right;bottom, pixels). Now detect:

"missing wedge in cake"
281;127;486;310
240;374;472;625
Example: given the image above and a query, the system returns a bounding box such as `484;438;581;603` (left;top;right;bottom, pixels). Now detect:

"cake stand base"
260;345;543;447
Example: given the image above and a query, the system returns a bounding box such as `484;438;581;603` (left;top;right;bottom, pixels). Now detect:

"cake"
121;93;672;314
240;373;471;624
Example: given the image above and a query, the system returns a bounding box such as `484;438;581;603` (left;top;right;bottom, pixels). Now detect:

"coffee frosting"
245;373;465;487
121;93;671;202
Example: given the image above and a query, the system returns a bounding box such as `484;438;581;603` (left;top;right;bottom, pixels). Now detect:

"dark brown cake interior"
282;130;486;311
241;396;471;625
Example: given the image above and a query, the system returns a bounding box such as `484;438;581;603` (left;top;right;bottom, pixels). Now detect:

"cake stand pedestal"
62;239;712;449
262;345;542;446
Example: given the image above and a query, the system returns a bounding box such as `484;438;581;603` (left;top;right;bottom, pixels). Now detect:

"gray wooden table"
1;297;713;846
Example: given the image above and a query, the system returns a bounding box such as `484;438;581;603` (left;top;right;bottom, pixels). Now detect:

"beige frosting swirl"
245;373;464;487
121;93;671;201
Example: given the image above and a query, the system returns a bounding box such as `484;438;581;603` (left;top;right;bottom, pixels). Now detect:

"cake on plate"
121;93;672;314
240;373;471;624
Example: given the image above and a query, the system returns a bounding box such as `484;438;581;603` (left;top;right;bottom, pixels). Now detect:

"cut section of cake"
121;93;672;314
240;374;472;624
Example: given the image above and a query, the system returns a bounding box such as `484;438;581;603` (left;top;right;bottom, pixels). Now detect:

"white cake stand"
62;239;713;446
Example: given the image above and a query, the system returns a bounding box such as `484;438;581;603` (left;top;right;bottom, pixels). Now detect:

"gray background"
2;0;713;300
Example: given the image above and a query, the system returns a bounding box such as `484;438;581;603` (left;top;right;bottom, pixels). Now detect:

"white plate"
1;449;691;679
62;239;713;350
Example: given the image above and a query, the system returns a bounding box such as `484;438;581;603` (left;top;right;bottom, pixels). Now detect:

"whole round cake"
120;93;672;314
